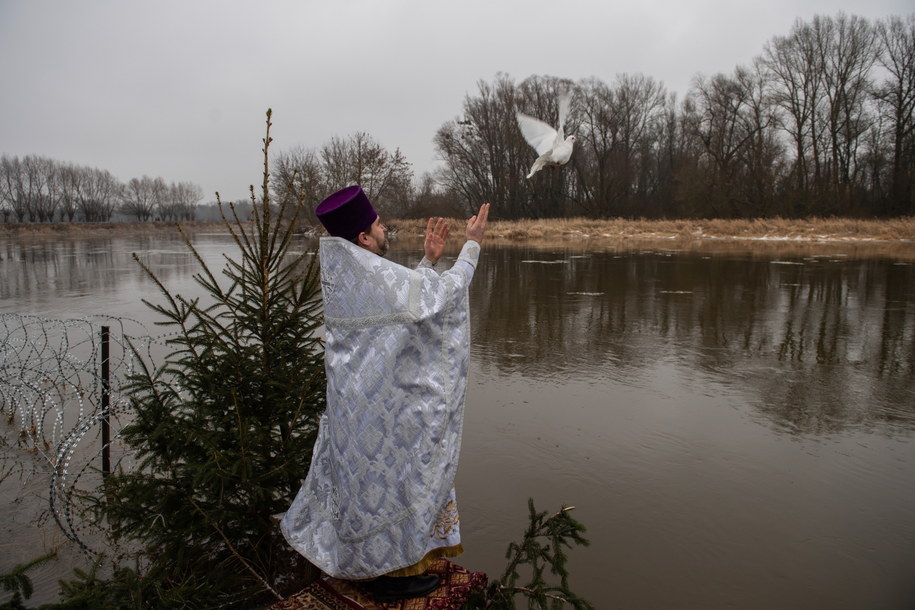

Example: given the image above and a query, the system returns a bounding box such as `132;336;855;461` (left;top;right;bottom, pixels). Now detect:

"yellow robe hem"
383;543;464;577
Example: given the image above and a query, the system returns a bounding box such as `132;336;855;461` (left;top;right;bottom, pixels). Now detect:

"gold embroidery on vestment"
432;499;460;539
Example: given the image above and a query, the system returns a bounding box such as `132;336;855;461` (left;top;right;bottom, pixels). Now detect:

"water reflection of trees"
470;247;915;433
3;238;912;434
0;236;200;308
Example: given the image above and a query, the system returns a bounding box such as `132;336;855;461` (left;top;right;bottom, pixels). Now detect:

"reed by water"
3;216;913;242
389;215;915;243
3;217;913;262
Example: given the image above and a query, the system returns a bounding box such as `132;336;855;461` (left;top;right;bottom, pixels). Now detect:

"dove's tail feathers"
526;158;547;179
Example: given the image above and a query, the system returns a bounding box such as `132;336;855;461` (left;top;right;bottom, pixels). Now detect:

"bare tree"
0;155;24;222
373;149;414;218
613;74;669;213
652;92;684;216
58;163;82;222
435;112;497;215
682;64;783;217
122;175;166;221
272;145;325;218
573;77;616;216
406;172;465;218
685;71;751;216
816;13;878;211
156;185;180;222
319;132;413;215
736;63;785;215
172;181;204;220
23;155;60;222
762;17;825;202
761;14;881;213
574;74;669;217
435;75;521;217
875;14;915;214
0;155;55;222
150;182;203;222
77;167;122;222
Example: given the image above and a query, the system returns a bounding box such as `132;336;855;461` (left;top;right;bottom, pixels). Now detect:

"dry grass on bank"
388;216;915;243
2;217;913;244
0;221;230;238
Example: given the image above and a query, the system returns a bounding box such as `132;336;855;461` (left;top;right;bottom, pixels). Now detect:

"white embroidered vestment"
281;237;480;579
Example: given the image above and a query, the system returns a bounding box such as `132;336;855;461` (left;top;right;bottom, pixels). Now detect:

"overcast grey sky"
1;0;911;203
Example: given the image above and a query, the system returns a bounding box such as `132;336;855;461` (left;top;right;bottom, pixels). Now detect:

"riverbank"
3;216;913;242
389;215;915;243
0;221;229;238
390;216;915;260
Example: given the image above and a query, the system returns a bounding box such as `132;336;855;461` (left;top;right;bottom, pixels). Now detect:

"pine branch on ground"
0;552;56;609
464;499;594;610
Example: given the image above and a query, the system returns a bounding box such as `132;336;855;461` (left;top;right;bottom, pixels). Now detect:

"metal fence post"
101;325;111;477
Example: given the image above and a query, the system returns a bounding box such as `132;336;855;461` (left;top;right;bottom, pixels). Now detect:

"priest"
281;184;489;602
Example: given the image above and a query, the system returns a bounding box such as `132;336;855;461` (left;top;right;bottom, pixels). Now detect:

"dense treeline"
433;13;914;219
3;13;911;224
0;154;204;223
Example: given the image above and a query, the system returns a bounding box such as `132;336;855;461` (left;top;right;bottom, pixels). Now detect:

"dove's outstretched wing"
556;90;571;140
516;113;559;156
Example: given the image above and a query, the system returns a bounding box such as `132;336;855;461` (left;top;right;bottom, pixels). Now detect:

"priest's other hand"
423;217;449;264
466;203;490;243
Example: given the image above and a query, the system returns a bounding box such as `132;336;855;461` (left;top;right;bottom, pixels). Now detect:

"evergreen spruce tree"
98;109;325;606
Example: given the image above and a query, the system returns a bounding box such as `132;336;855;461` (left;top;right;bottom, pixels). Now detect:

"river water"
1;230;914;608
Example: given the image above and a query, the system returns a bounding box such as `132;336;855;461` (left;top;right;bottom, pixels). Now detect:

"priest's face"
360;217;389;257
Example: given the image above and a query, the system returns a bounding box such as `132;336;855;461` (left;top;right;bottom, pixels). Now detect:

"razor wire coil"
1;312;166;557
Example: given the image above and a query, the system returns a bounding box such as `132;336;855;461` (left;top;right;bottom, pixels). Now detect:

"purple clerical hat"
315;185;378;241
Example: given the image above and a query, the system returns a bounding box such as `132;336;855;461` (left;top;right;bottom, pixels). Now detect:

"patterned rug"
270;559;488;610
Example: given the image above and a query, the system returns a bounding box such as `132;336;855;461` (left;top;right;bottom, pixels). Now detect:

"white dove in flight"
516;91;576;179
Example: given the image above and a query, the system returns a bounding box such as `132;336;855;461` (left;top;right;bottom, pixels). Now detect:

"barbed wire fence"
0;313;165;558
